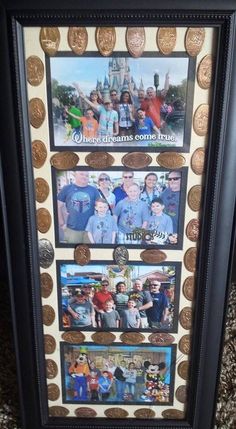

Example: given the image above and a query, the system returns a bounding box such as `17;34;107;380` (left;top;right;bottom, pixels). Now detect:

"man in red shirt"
92;279;113;325
141;72;170;129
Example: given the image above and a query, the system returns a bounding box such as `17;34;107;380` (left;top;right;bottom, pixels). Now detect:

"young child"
98;371;112;400
146;197;173;244
120;299;141;329
114;183;149;244
99;298;120;329
66;107;99;140
86;198;118;244
87;370;99;401
124;362;137;398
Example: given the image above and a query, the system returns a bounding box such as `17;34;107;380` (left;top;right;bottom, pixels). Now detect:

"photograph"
47;54;195;150
62;343;175;405
58;262;180;331
53;168;187;248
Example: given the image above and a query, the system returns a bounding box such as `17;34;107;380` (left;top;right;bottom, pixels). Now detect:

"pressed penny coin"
134;409;156;418
29;98;46;128
36;208;52;234
85;152;114;168
46;359;58;379
176;385;187;403
44;334;56;354
162;409;185;419
42;305;55;326
157;152;185;169
122;152;152;169
185;27;205;56
113;246;129;266
193;104;209;136
178;361;189;380
104;408;129;418
50;152;79;170
179;307;192;330
26;56;44;86
197;54;213;89
62;331;85;344
186;219;199;242
184;247;197;272
140;249;167;264
95;27;116;56
91;332;116;345
39;239;54;269
40;27;60;56
75;407;97;418
49;406;70;417
47;383;60;401
32;140;47;168
68;27;88;55
188;185;202;212
120;332;145;345
74;245;91;265
35;178;50;203
191;147;205;175
179;334;191;355
157;27;177;55
183;276;195;301
126;27;145;57
148;332;175;346
40;273;53;299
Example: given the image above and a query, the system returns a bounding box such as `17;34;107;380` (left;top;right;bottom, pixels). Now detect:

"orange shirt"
80;116;99;138
141;96;164;128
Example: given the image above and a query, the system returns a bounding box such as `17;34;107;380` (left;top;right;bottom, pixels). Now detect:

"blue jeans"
116;379;125;400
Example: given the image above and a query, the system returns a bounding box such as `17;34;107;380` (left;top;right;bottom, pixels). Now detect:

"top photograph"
47;53;195;151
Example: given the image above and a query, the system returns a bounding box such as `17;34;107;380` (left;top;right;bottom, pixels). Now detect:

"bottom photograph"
61;343;176;405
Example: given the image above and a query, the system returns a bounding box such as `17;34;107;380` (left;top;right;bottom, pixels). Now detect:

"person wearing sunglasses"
113;171;135;204
160;171;181;235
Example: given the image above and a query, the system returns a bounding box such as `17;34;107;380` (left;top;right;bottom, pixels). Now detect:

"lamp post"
154;71;159;96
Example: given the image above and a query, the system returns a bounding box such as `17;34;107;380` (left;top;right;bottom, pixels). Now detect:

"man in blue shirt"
147;281;169;329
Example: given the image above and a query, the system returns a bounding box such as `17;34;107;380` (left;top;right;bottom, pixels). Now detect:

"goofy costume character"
69;347;90;400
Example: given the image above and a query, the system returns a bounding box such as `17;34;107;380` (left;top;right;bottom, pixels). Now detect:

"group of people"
61;73;182;144
57;170;181;245
62;277;173;330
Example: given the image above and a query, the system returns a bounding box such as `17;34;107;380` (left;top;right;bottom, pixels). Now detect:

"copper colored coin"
40;272;53;298
126;27;145;57
74;245;91;265
178;361;189;380
122;152;152;169
186;219;199;242
29;98;46;128
50;152;79;170
182;276;195;301
162;409;185;419
179;335;191;355
188;185;202;212
157;27;177;55
91;332;116;345
179;307;192;330
62;331;85;344
134;408;156;419
157;152;185;169
148;332;175;346
140;249;167;264
35;178;50;203
44;334;56;354
197;54;213;89
193;104;209;136
185;28;205;56
75;407;97;418
120;332;145;345
113;246;129;266
184;247;197;272
36;208;52;234
191;147;205;175
47;383;60;401
42;305;55;326
49;406;70;417
104;408;129;418
26;56;44;86
95;27;116;56
32;140;47;168
46;359;58;379
40;27;60;56
176;385;187;403
85;152;114;168
68;27;88;55
39;239;54;269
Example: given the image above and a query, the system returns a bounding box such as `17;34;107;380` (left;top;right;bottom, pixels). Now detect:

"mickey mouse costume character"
141;360;166;402
69;346;90;400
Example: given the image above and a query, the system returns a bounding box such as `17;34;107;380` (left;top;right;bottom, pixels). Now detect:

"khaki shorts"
64;228;90;244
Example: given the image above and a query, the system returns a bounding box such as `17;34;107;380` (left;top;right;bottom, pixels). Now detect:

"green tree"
51;79;76;106
165;79;187;104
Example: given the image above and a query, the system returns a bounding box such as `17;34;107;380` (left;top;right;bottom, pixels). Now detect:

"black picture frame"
0;2;236;429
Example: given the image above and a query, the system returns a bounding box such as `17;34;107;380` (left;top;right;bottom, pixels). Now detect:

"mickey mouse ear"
158;362;166;370
143;360;151;368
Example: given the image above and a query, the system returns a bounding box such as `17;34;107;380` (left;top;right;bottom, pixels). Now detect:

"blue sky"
61;264;174;278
